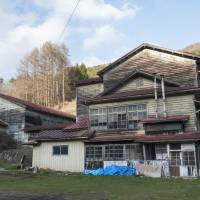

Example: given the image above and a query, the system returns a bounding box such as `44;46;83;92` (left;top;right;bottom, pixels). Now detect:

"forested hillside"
0;41;107;112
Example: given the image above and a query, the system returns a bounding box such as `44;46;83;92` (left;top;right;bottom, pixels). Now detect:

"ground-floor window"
105;145;124;161
85;143;143;169
182;151;195;166
170;151;181;166
85;146;103;160
53;145;68;155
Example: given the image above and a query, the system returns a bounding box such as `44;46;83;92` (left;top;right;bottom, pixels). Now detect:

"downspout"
161;75;167;118
154;73;158;118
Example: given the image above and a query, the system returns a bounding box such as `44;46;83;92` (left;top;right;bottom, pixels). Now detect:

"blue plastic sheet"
84;165;136;176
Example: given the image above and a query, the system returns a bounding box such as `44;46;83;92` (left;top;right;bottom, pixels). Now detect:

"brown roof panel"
88;131;200;143
63;118;89;131
29;129;94;141
76;77;102;87
0;93;75;120
135;132;200;142
86;86;200;105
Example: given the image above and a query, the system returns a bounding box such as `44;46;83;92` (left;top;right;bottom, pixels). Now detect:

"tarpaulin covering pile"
84;165;136;176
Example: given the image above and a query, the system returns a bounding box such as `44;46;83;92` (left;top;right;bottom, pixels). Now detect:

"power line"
58;0;81;43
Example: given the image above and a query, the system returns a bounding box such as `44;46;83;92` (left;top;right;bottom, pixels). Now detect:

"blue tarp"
84;165;136;176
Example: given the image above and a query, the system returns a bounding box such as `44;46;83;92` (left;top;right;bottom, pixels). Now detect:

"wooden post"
143;144;146;162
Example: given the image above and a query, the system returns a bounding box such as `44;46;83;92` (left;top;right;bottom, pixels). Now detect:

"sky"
1;0;200;80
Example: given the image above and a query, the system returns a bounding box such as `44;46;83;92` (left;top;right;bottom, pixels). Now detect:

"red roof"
0;93;75;120
63;118;89;131
87;131;200;143
0;120;8;127
86;86;200;104
142;115;190;124
76;77;102;87
135;132;200;142
29;129;94;141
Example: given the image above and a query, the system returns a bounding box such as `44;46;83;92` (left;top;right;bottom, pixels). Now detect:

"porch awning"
142;115;189;124
134;132;200;143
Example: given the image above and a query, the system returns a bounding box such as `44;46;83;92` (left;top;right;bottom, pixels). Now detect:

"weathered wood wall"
0;97;26;141
76;83;103;120
103;49;197;90
116;77;155;93
89;94;196;132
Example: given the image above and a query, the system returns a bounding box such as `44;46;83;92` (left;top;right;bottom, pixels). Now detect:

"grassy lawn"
0;170;200;200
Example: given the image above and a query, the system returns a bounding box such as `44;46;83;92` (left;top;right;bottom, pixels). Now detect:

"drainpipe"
154;73;158;118
161;75;167;118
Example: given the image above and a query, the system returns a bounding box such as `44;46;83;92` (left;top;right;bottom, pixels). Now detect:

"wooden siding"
76;83;103;120
103;49;197;90
0;97;26;141
25;110;71;127
32;141;85;172
117;77;156;93
89;94;196;132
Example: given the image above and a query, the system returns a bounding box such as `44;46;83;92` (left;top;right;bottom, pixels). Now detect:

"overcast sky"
1;0;200;80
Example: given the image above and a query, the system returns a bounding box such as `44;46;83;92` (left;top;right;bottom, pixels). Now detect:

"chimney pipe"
161;75;167;118
154;73;158;118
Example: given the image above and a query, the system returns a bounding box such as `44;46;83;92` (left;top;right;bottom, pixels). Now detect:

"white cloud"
0;0;138;79
83;25;124;50
80;56;105;67
34;0;138;21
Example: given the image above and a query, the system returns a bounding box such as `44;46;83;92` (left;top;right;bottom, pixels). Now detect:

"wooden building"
0;93;75;142
28;43;200;177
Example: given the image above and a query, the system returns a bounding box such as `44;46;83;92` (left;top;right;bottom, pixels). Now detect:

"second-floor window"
90;104;147;130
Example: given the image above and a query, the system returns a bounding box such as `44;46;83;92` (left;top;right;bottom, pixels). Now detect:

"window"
89;104;147;130
105;145;124;161
182;151;195;166
136;78;144;88
155;144;167;159
90;108;107;130
53;145;68;155
125;144;143;160
86;146;103;160
127;104;147;129
170;151;181;166
108;107;127;129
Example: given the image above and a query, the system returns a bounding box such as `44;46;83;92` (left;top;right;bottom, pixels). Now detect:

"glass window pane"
53;146;60;155
61;145;68;155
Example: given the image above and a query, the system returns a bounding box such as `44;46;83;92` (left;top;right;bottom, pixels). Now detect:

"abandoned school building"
0;93;75;142
26;43;200;177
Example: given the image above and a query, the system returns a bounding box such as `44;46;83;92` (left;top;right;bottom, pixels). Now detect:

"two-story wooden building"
27;43;200;177
0;93;75;142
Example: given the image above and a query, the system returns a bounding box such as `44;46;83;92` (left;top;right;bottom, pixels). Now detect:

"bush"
0;130;17;152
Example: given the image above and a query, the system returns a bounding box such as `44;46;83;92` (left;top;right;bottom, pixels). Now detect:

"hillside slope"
182;43;200;56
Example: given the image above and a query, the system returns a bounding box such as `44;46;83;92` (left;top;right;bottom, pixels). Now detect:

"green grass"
0;171;200;200
0;160;17;170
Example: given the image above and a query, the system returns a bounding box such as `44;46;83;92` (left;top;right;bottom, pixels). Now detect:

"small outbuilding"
25;119;91;172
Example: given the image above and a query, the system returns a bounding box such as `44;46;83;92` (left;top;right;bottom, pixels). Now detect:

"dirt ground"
0;191;70;200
